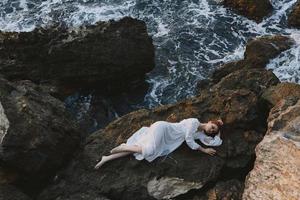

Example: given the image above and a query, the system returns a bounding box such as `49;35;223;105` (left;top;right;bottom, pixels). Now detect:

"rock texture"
243;84;300;200
35;35;295;200
288;1;300;28
223;0;273;22
195;179;244;200
261;82;300;106
0;184;31;200
0;77;83;193
0;17;155;96
37;86;274;199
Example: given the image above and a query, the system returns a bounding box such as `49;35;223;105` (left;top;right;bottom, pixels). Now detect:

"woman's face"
205;121;218;135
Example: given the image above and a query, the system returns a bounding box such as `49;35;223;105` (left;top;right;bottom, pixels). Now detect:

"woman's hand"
217;119;223;126
202;148;216;156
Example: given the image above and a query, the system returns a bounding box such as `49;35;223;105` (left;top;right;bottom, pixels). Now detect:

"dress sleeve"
197;131;222;146
184;118;201;150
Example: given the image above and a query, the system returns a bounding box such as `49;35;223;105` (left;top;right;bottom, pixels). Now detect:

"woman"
94;118;223;169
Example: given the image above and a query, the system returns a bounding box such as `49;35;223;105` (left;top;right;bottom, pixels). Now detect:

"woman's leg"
110;144;142;154
94;152;132;169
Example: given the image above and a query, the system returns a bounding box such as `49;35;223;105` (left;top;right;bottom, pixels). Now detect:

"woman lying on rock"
94;118;223;169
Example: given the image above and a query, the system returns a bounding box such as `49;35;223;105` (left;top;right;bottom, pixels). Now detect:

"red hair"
204;119;223;137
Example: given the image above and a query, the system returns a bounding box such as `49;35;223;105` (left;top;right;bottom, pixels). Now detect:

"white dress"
126;118;222;162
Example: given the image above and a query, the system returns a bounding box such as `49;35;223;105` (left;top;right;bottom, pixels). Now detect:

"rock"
147;176;203;199
242;36;294;68
211;68;279;96
0;184;31;200
0;77;83;194
210;35;294;83
192;179;244;200
288;1;300;28
64;87;148;133
261;82;300;106
0;17;155;96
243;97;300;200
38;86;269;200
223;0;273;22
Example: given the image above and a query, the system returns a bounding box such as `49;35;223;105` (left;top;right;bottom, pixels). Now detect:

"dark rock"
38;87;268;200
0;184;31;200
242;35;294;68
211;68;279;96
0;17;155;96
288;1;300;28
210;35;294;84
223;0;273;22
192;179;244;200
0;78;83;194
64;86;147;133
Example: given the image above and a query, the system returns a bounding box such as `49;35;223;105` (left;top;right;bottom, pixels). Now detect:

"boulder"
210;35;294;83
223;0;273;22
38;86;269;200
0;184;31;200
288;1;300;28
193;179;244;200
0;77;83;193
243;97;300;200
261;82;300;106
211;68;279;96
0;17;155;96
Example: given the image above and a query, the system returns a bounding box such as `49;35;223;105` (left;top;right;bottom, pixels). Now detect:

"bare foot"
110;143;127;154
94;156;108;169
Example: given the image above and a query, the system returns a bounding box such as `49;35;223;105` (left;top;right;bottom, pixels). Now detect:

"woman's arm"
185;130;216;156
185;131;201;150
197;146;216;156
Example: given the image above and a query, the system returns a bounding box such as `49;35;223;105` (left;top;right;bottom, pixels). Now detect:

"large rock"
0;184;31;200
210;35;294;83
243;96;300;199
38;85;269;200
261;82;300;106
0;77;83;193
211;68;279;96
193;179;244;200
223;0;273;22
0;17;155;96
36;34;287;198
288;1;300;28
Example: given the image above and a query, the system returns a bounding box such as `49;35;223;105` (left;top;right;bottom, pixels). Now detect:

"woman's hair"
204;120;223;137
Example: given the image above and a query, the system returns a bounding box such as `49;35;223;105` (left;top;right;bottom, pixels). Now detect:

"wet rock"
210;35;294;83
0;77;83;194
223;0;273;22
0;184;31;200
38;86;268;200
243;97;300;200
288;1;300;28
64;87;147;133
0;17;155;96
242;35;294;68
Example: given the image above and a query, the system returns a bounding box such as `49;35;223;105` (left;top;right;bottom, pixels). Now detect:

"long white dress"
126;118;222;162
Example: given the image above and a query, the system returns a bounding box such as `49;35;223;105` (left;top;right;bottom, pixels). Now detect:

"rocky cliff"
0;17;155;96
35;35;295;200
242;83;300;200
0;17;298;200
